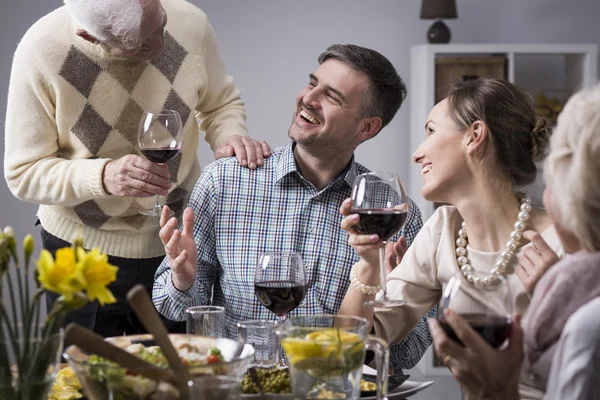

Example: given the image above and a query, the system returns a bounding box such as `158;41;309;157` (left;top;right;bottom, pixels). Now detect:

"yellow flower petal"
36;249;82;296
86;284;117;306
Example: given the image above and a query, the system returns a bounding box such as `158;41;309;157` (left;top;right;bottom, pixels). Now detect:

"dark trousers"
41;229;186;336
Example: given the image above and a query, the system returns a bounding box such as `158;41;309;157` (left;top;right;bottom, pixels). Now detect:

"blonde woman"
338;77;563;399
428;85;600;399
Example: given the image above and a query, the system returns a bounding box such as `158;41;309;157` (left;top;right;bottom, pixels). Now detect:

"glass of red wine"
138;109;183;217
438;273;513;349
351;171;409;307
254;252;306;323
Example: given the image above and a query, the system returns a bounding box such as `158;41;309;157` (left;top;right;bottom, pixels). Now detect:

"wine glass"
438;273;513;349
254;252;307;323
351;172;410;307
138;109;183;217
438;273;513;399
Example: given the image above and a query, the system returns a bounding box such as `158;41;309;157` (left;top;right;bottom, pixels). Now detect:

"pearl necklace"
456;193;532;286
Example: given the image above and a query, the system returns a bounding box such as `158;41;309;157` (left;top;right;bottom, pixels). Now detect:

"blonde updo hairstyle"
446;77;551;187
544;85;600;252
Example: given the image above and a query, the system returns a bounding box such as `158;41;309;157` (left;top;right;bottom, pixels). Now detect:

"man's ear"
465;120;488;157
76;29;99;44
357;117;383;143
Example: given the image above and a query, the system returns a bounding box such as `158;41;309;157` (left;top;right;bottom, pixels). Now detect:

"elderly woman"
338;77;564;399
428;85;600;399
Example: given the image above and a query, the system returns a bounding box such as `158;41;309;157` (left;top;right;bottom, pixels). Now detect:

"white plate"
240;380;434;399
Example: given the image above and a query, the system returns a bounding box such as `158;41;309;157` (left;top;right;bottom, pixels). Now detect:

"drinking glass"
187;376;241;400
254;252;307;323
351;172;410;307
237;320;279;368
185;306;225;337
278;315;389;400
138;109;183;217
438;273;513;349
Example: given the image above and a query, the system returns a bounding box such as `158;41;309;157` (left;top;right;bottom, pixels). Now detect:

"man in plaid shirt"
153;44;434;371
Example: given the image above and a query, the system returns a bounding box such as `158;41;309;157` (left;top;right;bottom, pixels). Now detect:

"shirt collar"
275;142;299;183
275;141;359;189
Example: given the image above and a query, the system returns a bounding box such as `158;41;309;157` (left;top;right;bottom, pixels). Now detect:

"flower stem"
5;266;23;373
14;261;27;363
0;303;20;380
0;306;14;387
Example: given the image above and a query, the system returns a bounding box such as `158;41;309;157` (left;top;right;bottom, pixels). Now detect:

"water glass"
185;306;225;337
237;320;279;368
188;375;241;399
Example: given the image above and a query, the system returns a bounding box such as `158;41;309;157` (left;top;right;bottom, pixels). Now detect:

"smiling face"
99;0;167;61
412;99;470;203
288;59;373;156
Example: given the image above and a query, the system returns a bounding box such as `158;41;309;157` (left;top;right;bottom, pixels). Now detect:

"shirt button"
308;228;315;234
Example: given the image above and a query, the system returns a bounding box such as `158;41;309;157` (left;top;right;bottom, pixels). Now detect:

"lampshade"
420;0;457;19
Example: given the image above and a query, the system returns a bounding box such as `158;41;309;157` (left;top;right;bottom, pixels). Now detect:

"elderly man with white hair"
4;0;270;336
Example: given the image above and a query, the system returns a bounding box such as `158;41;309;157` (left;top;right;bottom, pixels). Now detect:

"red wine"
254;281;306;316
352;209;407;241
439;313;512;348
141;147;181;163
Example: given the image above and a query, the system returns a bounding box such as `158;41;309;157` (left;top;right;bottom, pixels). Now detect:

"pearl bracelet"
350;265;382;295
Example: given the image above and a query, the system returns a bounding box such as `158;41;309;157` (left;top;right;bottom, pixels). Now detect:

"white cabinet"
409;44;597;222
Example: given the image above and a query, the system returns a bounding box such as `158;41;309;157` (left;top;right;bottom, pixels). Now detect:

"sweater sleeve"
372;207;445;345
4;39;111;206
195;19;248;151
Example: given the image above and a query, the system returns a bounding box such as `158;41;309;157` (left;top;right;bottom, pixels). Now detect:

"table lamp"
420;0;457;44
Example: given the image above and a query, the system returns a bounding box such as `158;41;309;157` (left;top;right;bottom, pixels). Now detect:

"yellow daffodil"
77;247;117;306
36;248;83;297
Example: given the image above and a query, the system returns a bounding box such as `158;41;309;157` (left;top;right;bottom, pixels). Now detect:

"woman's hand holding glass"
340;198;383;266
340;199;408;270
159;206;198;291
428;311;523;399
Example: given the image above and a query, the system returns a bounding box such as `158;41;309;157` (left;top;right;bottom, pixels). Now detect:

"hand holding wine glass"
254;252;307;322
349;172;410;307
429;273;522;399
438;273;513;349
138;109;184;217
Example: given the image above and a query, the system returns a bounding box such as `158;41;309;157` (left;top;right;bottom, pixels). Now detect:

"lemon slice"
281;329;364;377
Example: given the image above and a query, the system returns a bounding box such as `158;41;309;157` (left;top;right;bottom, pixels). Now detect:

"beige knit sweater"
4;0;248;258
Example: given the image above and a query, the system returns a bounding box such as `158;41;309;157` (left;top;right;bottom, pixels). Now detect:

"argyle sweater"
4;0;248;258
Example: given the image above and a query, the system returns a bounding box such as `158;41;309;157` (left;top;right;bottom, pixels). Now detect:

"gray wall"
2;1;600;399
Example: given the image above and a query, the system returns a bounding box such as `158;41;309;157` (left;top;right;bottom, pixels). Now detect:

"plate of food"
54;334;254;400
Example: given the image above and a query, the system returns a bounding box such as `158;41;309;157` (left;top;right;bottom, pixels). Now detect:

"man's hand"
159;206;198;292
385;237;407;274
102;154;171;197
215;135;271;169
517;230;560;295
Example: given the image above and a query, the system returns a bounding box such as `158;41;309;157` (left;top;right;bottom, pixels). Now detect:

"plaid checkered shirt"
153;142;434;370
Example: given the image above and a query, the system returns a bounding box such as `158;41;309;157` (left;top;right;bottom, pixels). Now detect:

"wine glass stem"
379;242;388;299
277;314;287;367
153;194;161;213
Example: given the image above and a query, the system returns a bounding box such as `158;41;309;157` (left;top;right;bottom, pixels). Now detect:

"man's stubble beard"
288;124;353;161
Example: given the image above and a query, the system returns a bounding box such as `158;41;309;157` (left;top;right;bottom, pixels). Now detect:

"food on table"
48;367;83;400
240;367;291;394
360;379;377;392
62;338;225;399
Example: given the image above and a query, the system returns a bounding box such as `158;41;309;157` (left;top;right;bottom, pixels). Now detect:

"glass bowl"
63;334;254;399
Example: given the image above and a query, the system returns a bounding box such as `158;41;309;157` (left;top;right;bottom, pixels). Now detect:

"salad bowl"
63;334;254;400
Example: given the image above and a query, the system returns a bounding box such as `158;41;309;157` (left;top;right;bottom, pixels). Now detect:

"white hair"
544;84;600;251
64;0;144;50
